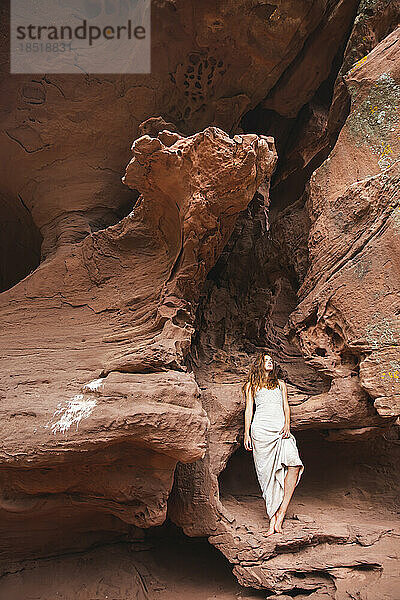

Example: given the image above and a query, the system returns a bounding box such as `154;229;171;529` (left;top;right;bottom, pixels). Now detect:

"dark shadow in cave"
0;194;43;293
219;443;261;503
187;190;330;396
144;518;267;597
0;189;140;291
240;13;353;214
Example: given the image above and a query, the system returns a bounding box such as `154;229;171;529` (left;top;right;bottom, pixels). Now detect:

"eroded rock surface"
0;0;347;270
286;25;400;429
0;126;276;565
1;1;400;599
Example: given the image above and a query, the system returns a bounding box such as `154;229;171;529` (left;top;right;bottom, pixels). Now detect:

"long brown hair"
241;351;280;402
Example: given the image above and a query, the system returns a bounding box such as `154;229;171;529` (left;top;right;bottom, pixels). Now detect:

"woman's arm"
243;382;254;450
279;380;291;437
244;382;254;434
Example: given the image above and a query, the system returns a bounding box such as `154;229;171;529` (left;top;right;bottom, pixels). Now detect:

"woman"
242;352;304;535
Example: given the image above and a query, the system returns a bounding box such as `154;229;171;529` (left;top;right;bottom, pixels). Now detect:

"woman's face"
264;354;273;372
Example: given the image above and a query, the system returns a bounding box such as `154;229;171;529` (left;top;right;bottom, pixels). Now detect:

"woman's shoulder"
278;379;287;389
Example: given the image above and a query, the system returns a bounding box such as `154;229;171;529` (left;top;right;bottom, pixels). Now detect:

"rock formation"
0;125;276;563
0;1;399;598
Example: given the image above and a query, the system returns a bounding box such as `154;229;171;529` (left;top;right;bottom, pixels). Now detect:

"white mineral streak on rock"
45;394;97;435
83;378;105;392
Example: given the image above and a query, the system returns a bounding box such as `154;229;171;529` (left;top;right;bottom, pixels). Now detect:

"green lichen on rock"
365;313;400;348
388;359;400;371
352;256;372;279
346;72;400;145
358;0;384;11
356;0;392;21
346;72;400;169
343;0;391;73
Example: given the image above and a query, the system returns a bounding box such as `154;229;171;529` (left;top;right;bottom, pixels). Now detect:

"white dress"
250;383;304;519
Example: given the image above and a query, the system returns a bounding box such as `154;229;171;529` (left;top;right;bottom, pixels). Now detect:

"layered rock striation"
1;1;400;598
0;126;276;565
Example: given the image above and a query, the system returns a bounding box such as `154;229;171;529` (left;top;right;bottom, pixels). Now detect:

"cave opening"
315;347;327;357
0;191;139;294
188;184;331;397
143;519;267;598
0;194;43;293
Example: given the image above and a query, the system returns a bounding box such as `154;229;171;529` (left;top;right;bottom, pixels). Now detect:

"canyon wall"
1;1;399;598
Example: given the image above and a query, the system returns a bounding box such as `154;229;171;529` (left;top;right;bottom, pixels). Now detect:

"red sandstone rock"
0;125;276;566
0;1;400;599
0;0;326;271
286;26;400;427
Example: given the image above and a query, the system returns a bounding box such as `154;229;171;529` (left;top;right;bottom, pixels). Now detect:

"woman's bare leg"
266;512;276;536
274;466;301;533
